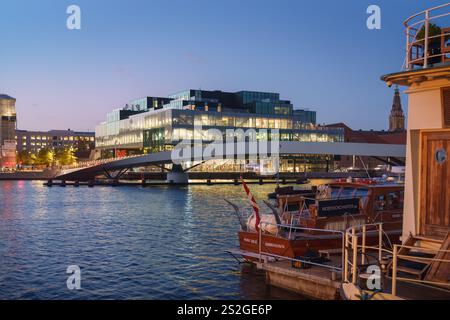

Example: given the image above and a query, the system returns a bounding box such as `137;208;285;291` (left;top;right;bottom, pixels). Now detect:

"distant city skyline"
1;0;447;131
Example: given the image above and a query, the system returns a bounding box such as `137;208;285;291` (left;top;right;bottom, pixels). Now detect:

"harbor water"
0;181;307;299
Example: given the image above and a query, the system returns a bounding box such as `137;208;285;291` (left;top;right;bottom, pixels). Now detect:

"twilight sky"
0;0;447;131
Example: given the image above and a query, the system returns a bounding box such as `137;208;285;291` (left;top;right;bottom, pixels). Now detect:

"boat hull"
239;229;402;261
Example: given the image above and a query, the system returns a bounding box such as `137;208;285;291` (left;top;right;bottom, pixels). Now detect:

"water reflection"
0;181;304;299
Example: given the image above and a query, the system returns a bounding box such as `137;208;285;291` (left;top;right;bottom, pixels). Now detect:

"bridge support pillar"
167;164;189;184
166;172;189;184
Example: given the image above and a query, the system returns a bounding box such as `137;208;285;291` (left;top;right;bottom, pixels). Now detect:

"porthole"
435;148;447;164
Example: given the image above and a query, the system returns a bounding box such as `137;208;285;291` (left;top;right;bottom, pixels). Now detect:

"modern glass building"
95;89;343;172
0;94;17;168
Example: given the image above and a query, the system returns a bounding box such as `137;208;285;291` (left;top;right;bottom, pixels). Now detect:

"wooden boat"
229;180;404;261
267;184;312;199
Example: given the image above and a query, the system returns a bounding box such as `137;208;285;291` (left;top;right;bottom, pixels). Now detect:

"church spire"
389;86;405;131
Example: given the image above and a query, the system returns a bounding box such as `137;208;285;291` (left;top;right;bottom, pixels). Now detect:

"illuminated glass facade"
95;89;343;157
0;94;17;168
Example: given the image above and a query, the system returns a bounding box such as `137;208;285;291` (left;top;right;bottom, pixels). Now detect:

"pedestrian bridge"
54;141;406;181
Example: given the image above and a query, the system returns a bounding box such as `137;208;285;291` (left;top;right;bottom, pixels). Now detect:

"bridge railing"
61;154;144;170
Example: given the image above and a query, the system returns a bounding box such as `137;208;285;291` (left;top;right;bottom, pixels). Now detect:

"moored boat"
227;178;404;262
267;183;311;200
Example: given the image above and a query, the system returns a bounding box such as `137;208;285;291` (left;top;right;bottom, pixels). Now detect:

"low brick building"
325;122;406;170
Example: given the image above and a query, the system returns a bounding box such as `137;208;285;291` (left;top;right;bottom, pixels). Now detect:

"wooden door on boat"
420;131;450;238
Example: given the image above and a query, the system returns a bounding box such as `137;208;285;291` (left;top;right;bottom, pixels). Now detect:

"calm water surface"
0;181;305;300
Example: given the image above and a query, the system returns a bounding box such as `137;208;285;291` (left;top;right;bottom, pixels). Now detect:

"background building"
325;123;406;170
389;86;406;131
16;129;95;160
0;94;17;169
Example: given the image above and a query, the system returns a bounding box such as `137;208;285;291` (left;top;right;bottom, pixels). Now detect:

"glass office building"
95;89;343;171
0;94;17;168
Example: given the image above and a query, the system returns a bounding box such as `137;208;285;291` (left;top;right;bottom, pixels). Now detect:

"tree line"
17;147;77;167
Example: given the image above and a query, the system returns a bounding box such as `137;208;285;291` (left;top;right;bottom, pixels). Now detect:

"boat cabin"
277;182;404;232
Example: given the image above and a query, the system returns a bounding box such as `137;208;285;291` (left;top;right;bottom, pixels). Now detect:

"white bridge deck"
55;141;406;181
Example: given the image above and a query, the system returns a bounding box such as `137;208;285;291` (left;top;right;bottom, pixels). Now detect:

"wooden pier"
43;178;311;187
256;257;342;300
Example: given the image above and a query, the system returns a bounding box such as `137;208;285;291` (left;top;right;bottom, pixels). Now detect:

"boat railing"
391;244;450;296
344;223;450;297
343;223;387;284
403;3;450;70
258;221;345;273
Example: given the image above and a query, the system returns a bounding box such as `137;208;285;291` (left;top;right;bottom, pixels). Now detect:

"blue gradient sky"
0;0;447;131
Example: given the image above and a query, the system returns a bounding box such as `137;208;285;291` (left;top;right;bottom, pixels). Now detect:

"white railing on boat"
257;221;345;273
404;3;450;70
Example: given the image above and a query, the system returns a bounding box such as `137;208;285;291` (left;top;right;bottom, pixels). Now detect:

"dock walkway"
257;257;342;300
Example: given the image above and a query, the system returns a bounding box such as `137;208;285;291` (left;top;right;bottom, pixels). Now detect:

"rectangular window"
443;87;450;127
